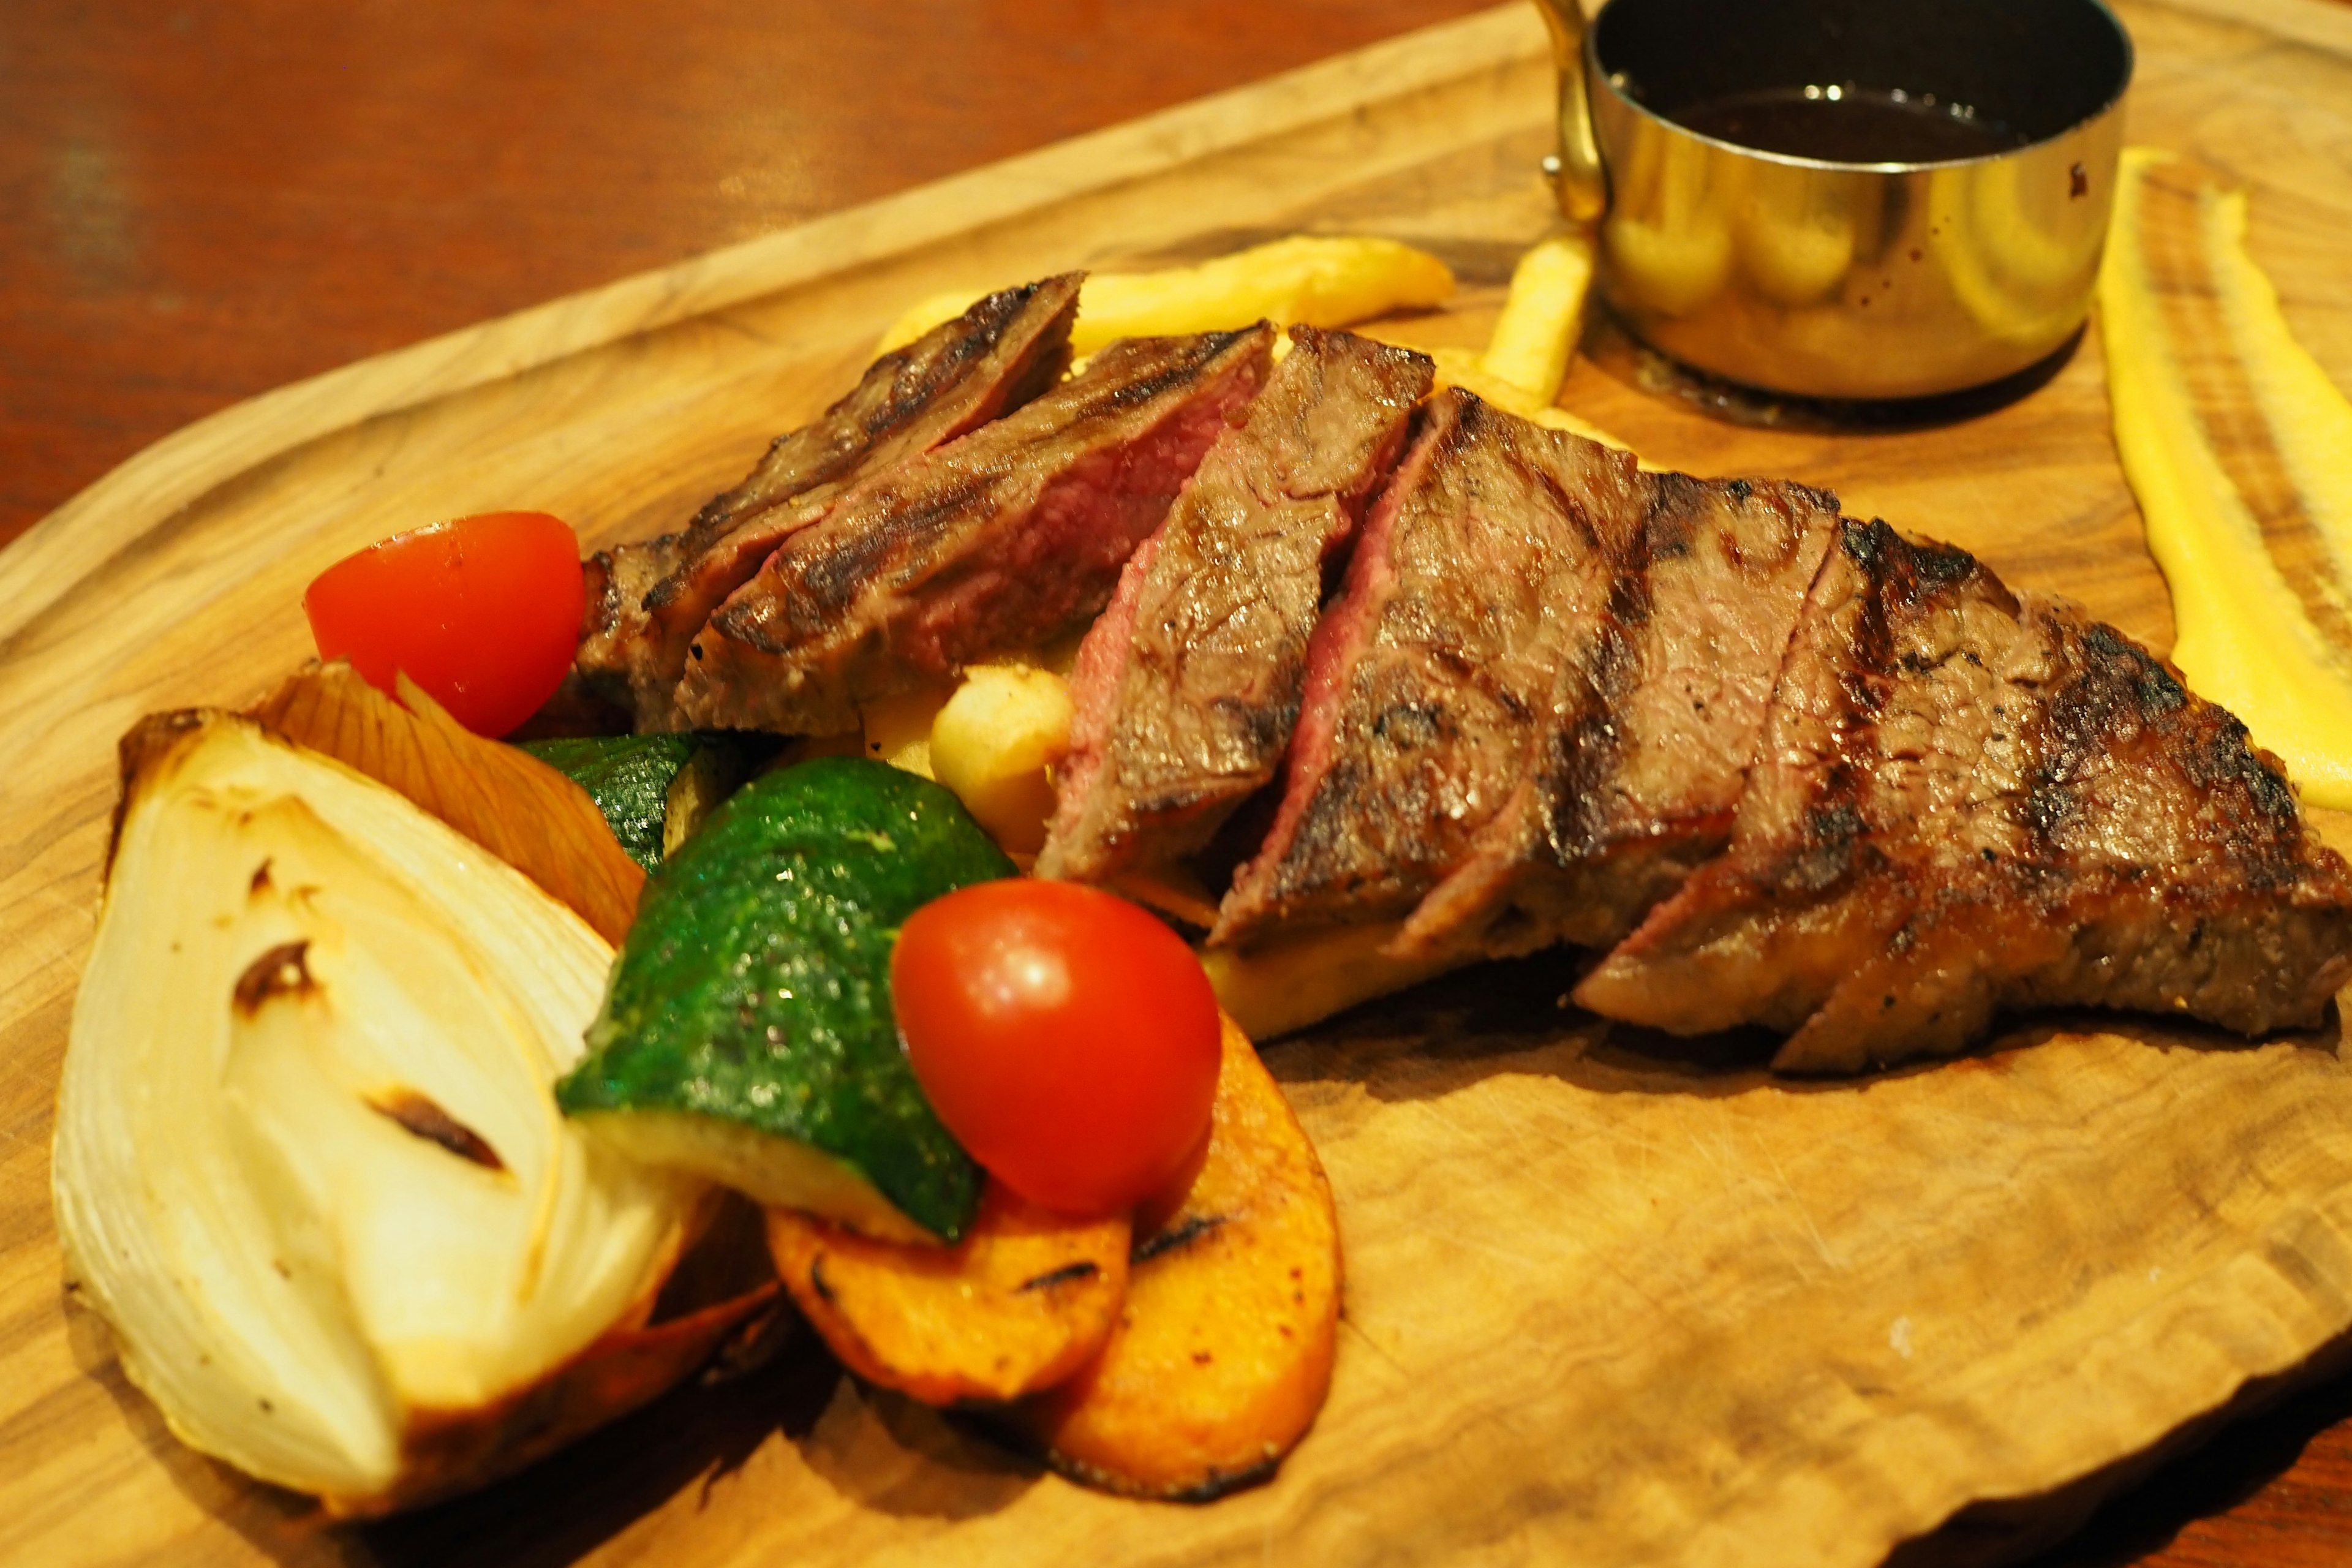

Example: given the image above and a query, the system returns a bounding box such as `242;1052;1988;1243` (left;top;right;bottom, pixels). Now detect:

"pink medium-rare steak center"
676;325;1274;736
1039;326;1436;885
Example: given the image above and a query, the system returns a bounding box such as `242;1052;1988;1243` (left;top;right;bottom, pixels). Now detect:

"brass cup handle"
1532;0;1607;223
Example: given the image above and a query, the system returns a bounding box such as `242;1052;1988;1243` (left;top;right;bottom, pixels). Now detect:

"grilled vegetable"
303;510;586;737
254;660;645;943
53;711;703;1513
766;1183;1129;1405
894;879;1222;1217
1020;1014;1341;1499
518;732;758;871
557;758;1013;1243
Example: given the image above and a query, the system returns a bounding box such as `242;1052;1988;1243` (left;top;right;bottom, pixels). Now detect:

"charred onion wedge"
54;710;706;1513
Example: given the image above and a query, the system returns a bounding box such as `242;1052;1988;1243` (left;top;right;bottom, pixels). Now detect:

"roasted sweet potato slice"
1019;1014;1342;1499
765;1182;1129;1406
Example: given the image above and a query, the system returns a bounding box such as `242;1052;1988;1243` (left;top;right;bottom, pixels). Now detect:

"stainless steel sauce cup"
1535;0;2133;401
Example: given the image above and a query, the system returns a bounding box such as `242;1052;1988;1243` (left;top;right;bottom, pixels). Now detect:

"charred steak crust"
1575;518;2352;1071
1396;471;1844;960
574;274;1082;728
670;277;1079;569
1036;326;1436;885
676;326;1276;737
571;535;681;708
1578;521;2084;1043
1210;389;1643;949
570;276;2352;1068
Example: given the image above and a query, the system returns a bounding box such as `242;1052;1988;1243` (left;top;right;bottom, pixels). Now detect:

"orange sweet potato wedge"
765;1181;1130;1406
1019;1014;1343;1500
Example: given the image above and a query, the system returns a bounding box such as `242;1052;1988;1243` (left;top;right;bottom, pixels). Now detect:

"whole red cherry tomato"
303;511;584;737
892;880;1223;1217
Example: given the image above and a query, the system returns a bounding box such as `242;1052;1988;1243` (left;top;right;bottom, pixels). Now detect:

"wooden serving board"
5;2;2352;1562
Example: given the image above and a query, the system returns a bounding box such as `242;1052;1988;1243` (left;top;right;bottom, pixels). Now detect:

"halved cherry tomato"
303;511;584;737
892;880;1222;1218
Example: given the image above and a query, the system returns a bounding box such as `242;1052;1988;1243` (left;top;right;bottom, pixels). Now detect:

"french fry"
1479;230;1596;404
876;236;1455;358
766;1182;1131;1406
929;663;1074;855
1019;1014;1342;1500
1071;236;1453;353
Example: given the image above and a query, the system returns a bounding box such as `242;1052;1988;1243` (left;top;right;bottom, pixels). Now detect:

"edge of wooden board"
11;0;2346;650
0;2;1547;649
4;1;2350;1562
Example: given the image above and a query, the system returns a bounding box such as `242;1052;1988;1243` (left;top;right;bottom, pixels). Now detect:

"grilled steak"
573;274;1080;727
1575;519;2352;1071
571;534;682;710
677;325;1275;736
1210;389;1644;949
1396;473;1842;959
1038;327;1434;885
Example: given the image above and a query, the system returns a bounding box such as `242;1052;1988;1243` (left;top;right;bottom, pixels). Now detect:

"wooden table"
6;2;2352;1563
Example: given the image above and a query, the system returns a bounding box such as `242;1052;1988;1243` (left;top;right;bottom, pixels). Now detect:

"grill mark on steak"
1396;471;1843;959
1574;522;2038;1041
1782;600;2351;1068
572;275;1080;728
1210;390;1640;948
1036;327;1434;884
1575;518;2352;1071
676;326;1275;736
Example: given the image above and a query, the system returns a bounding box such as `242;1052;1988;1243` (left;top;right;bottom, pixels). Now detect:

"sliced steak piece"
677;326;1276;736
1777;597;2352;1068
1036;327;1435;885
1575;519;2352;1072
571;534;683;710
1395;473;1842;959
1209;390;1646;949
1575;522;2020;1044
574;274;1081;728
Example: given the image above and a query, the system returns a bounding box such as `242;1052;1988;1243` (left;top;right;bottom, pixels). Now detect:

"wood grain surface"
6;1;2352;1563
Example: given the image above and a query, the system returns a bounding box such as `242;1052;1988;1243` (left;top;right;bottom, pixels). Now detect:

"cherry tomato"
892;880;1222;1216
303;511;584;737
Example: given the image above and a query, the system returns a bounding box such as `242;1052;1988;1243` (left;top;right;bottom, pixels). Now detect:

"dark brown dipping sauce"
1670;87;2030;162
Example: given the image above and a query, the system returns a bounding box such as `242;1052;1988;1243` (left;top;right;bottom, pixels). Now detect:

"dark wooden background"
7;1;2352;1562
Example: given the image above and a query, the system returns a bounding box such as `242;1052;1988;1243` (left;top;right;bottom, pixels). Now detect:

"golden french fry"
1069;236;1453;353
853;662;1076;855
1479;231;1596;402
929;664;1074;854
876;236;1455;357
